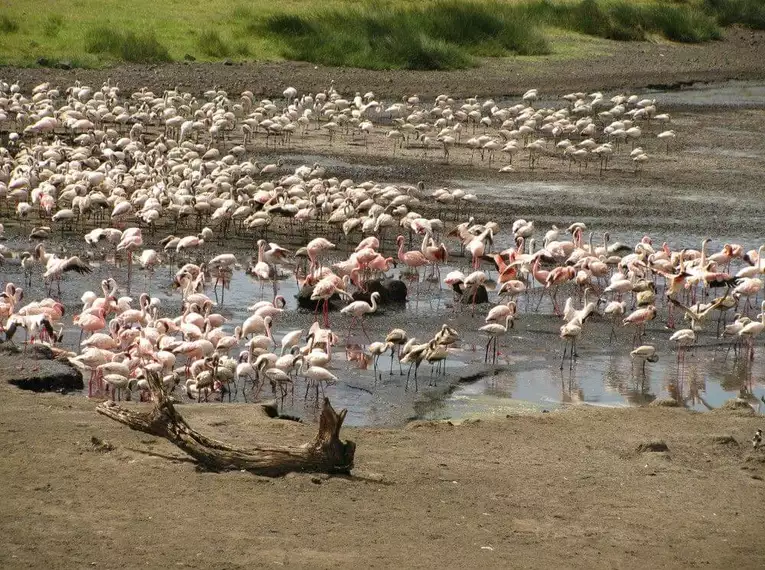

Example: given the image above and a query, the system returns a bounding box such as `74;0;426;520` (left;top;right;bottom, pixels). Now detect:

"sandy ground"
1;381;765;569
2;31;765;569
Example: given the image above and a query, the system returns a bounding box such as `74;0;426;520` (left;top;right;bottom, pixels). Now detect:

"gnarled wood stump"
96;373;355;476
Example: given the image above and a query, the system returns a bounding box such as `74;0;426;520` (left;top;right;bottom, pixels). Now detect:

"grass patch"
255;0;725;69
645;3;721;42
705;0;765;30
0;15;20;34
198;30;232;58
0;0;756;68
259;1;549;70
43;15;64;38
524;0;720;43
84;26;171;63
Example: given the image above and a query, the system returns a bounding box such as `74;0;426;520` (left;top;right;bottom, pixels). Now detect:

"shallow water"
645;81;765;109
2;224;763;426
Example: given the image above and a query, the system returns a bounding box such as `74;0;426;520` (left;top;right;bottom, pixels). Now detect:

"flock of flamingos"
0;78;762;409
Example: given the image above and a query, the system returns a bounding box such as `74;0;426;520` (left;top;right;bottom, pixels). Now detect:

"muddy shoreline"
3;27;765;98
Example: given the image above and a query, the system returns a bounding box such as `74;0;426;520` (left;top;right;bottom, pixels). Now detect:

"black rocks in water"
352;279;408;305
452;283;489;305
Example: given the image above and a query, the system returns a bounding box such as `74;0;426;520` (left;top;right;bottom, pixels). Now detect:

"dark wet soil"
4;27;765;98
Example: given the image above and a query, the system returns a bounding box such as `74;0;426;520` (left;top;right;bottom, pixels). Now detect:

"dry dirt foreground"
1;382;764;569
3;31;765;570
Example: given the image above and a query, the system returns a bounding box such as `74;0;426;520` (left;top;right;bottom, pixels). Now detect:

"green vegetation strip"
0;0;762;70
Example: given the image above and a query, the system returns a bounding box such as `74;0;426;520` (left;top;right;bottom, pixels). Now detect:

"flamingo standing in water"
466;227;493;270
479;314;514;364
251;240;275;297
738;301;765;361
305;237;335;272
559;320;582;370
138;249;161;293
116;228;143;294
42;255;92;296
670;328;696;380
623;305;657;346
385;328;408;375
396;235;428;294
368;341;392;383
340;292;380;341
630;345;658;375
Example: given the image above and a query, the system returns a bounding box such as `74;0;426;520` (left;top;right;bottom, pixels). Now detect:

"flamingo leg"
560;341;567;370
347;316;356;341
359;318;371;342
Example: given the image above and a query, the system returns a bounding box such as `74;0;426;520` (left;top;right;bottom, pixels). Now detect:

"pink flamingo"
310;275;351;328
623;305;657;346
138;249;161;292
498;280;527;299
421;234;448;285
74;307;107;345
116;228;143;294
367;254;395;275
543;266;576;315
252;240;275;297
42;255;92;297
396;235;428;295
466;227;493;270
463;270;488;315
355;236;380;252
732;277;763;314
531;256;552;310
306;237;335;272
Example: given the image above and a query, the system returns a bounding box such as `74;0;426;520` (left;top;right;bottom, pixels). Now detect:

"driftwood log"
95;373;355;476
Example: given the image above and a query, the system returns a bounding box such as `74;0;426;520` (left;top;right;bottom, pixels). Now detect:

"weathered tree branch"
96;373;355;476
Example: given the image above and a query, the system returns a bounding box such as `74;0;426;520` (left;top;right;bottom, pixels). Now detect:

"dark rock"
637;440;669;453
183;54;196;62
90;436;114;453
56;60;72;70
0;343;83;392
223;59;233;66
453;283;489;305
36;57;51;67
351;278;407;305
